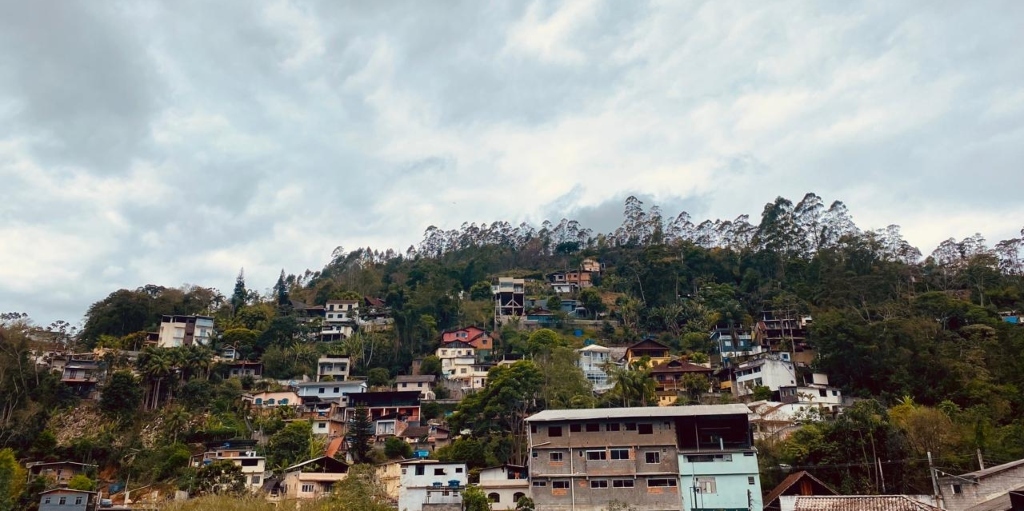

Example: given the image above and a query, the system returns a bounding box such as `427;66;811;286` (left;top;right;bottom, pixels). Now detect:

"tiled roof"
764;470;837;506
793;496;941;511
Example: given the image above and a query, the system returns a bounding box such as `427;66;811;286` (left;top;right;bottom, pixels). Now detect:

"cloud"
1;0;1022;324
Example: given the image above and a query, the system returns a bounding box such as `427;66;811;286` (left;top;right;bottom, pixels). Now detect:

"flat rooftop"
526;404;751;422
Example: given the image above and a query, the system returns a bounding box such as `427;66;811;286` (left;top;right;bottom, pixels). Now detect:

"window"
318;423;326;429
254;398;263;405
59;497;67;505
638;423;653;434
531;424;537;433
832;390;839;396
952;484;963;495
333;387;340;392
590;480;609;488
552;481;570;489
402;383;407;388
550;452;564;462
625;422;637;431
434;468;446;475
819;389;827;397
570;424;582;432
586;450;607;461
748;476;756;485
241;459;259;467
415;465;425;476
43;498;51;505
532;481;547;487
645;452;660;464
461;368;467;374
456;467;463;473
279;398;288;405
585;423;600;432
302;484;315;493
252;475;262;484
647;479;677;488
613;480;635;488
610;448;629;460
488;493;501;502
318;387;325;394
695;477;717;494
606;423;620;432
548;426;563;437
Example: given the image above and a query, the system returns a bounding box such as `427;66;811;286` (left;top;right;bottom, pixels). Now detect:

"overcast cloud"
2;0;1023;324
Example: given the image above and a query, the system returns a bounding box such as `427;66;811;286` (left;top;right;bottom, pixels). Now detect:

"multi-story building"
266;456;349;503
346;391;421;439
478;464;529;511
710;327;762;361
191;440;266;491
493;278;525;325
322;300;360;341
317;355;351;382
626;338;673;367
441;326;494;361
398;460;469;511
157;315;214;348
396;374;436;400
27;461;97;486
526;404;761;511
734;353;796;397
295;380;367;407
576;344;615;392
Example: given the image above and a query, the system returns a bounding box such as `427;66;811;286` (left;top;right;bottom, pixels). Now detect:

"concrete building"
347;391;422;439
243;391;300;410
734;353;796;396
478;465;529;511
322;300;359;341
157;315;214;348
493;277;525;325
27;461;96;486
938;458;1024;511
317;355;351;382
191;440;266;491
710;327;762;361
225;361;262;379
576;344;614;392
265;456;349;503
396;374;437;400
398;460;469;511
39;489;97;511
526;404;762;511
295;380;367;406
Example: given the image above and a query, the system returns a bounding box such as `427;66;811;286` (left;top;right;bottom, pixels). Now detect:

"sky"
2;1;1023;326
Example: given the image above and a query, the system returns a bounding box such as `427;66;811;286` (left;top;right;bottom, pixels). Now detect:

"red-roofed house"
441;326;494;361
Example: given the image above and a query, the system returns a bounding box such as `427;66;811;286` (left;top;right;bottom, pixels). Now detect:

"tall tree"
347;405;374;463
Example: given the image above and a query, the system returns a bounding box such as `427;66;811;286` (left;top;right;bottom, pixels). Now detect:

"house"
576;344;615;392
347;391;421;439
550;282;579;295
580;258;601;273
777;381;844;419
61;358;103;397
441;327;494;361
242;391;300;410
296;399;347;438
396;374;436;400
398;460;469;511
377;459;405;505
27;461;96;486
156;315;214;348
546;270;593;289
710;326;762;361
191;439;266;491
780;496;940;510
317;355;351;382
295;380;367;405
493;277;525;325
265;456;349;502
753;311;812;363
322;299;359;341
649;358;714;405
764;471;837;511
938;458;1024;511
526;404;761;511
225;361;262;379
625;338;673;367
477;465;529;511
734;353;797;396
436;341;488;389
39;489;98;511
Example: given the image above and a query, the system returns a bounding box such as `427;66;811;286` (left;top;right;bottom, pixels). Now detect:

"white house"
575;344;615;392
477;465;529;510
295;380;367;406
398;460;468;511
192;442;266;491
734;353;796;396
157;315;214;348
317;355;351;382
395;374;436;400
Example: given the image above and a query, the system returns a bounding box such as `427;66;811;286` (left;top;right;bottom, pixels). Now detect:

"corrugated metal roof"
525;404;751;422
793;496;941;510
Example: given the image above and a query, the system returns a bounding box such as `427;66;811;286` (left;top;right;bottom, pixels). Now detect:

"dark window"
570;424;582;432
456;467;463;473
552;481;570;489
550;452;563;462
532;481;547;487
638;423;654;435
585;423;600;432
488;493;500;503
415;465;425;476
952;484;963;495
590;480;608;488
549;426;562;437
586;450;607;461
647;479;678;488
819;389;827;397
607;423;620;431
241;459;259;467
434;468;445;475
748;476;756;485
645;452;660;464
613;480;635;488
531;425;537;433
610;448;629;460
625;422;637;431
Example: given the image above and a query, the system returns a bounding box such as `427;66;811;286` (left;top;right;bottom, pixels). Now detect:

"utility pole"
928;451;943;510
976;448;985;470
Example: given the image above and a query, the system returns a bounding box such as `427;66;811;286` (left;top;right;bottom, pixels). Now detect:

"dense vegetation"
2;192;1023;504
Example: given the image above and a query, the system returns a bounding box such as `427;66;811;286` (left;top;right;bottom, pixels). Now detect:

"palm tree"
138;348;172;410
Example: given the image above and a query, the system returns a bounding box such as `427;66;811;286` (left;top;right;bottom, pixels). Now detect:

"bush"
383;437;412;459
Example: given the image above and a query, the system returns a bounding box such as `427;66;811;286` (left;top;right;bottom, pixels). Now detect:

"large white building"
157;315;214;348
295;380;367;406
576;344;615;392
734;353;796;396
398;460;469;511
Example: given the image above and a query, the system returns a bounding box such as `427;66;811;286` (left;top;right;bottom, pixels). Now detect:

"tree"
463;486;492;511
537;347;594;409
267;421;313;469
347;405;374;463
515;496;536;511
330;464;392;511
419;356;443;378
367;368;391;389
0;448;26;511
384;437;412;459
231;269;247;313
100;370;142;422
579;288;604;318
67;474;96;491
194;459;245;495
